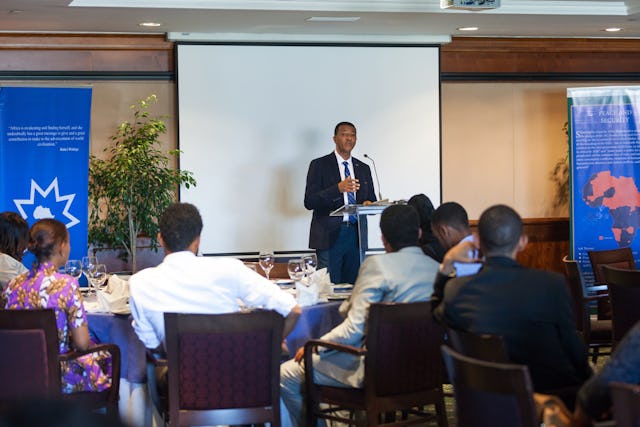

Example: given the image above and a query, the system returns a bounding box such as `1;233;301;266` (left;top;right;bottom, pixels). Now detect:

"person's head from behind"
159;203;203;254
0;212;29;262
379;204;420;252
29;218;70;268
407;194;436;243
478;204;527;258
431;201;471;250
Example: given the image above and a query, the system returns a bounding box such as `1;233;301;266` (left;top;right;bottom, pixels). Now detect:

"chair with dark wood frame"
562;256;612;363
0;309;121;418
610;381;640;427
601;265;640;348
441;344;538;427
446;328;509;363
304;301;448;427
588;247;635;320
163;310;284;427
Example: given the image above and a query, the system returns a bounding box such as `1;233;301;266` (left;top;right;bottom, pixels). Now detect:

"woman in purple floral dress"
1;218;111;394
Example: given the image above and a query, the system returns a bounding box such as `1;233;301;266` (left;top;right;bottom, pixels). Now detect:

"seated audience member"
1;219;112;394
574;320;640;425
129;202;302;352
0;212;29;289
430;201;481;276
432;204;591;407
280;204;439;426
407;193;446;262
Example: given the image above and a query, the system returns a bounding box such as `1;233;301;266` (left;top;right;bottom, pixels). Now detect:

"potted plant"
88;94;196;272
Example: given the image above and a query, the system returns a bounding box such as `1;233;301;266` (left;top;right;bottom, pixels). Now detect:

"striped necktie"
343;161;357;223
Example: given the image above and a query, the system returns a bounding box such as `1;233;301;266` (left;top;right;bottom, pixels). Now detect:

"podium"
330;203;393;262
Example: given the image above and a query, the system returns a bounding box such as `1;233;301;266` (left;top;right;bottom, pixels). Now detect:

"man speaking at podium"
304;121;376;284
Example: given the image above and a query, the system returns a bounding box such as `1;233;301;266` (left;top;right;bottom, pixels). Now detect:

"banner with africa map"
568;86;640;285
0;87;92;264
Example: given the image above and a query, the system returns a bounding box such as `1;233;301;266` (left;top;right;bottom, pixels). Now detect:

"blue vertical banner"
0;87;92;263
568;86;640;285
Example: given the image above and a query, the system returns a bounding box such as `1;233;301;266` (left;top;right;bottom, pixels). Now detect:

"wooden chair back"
446;328;509;363
164;310;284;427
441;344;538;427
304;301;448;427
602;265;640;346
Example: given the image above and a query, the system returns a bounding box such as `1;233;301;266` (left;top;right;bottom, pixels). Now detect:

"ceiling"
1;0;640;43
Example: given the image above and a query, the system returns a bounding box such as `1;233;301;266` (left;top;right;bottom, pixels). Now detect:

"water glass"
302;254;318;276
89;264;108;293
64;259;82;280
81;255;98;293
259;251;275;280
287;258;305;282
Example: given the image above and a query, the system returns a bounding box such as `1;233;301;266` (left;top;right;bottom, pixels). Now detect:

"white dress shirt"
129;251;297;349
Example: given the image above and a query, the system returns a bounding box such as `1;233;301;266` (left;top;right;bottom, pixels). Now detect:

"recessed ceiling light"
306;17;361;22
604;27;622;32
457;26;479;31
139;22;162;28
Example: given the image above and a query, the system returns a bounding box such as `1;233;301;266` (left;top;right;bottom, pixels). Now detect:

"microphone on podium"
363;153;383;201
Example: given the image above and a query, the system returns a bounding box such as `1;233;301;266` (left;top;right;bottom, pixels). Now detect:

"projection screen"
177;43;441;255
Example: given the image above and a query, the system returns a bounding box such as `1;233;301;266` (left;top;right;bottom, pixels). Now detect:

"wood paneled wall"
442;37;640;77
470;218;570;273
0;34;173;73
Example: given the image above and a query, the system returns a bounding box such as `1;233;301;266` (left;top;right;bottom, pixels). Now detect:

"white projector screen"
177;43;441;255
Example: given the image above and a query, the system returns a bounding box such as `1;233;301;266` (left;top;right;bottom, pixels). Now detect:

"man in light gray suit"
280;204;439;426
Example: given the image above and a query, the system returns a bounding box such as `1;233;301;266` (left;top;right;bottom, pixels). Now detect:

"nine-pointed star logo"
14;178;80;228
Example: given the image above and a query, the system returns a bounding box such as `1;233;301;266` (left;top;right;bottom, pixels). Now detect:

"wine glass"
259;251;275;280
287;258;305;283
89;264;108;293
81;255;98;293
64;259;82;281
302;254;318;276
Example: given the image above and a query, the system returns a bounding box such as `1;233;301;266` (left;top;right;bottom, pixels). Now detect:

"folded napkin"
296;280;319;307
307;268;332;302
96;274;131;314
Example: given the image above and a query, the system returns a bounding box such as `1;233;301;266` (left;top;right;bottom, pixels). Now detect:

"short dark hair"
0;212;29;262
159;203;203;253
380;204;420;251
431;202;469;231
334;121;356;136
29;219;69;266
478;204;523;255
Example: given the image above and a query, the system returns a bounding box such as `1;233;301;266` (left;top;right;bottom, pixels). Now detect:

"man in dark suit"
304;121;376;284
432;204;591;406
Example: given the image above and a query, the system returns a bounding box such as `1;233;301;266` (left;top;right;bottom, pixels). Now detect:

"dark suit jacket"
432;256;592;393
304;152;376;250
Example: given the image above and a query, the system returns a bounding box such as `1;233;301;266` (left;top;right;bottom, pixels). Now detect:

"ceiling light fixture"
458;26;479;31
306;17;361;22
604;27;622;32
139;21;162;27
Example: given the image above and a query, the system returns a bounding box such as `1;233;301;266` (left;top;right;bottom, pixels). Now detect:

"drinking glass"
89;264;108;293
259;251;275;280
81;255;98;293
302;254;318;276
64;259;82;280
287;258;305;282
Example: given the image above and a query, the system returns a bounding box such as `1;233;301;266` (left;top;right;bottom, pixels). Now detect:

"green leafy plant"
550;122;569;209
89;95;196;272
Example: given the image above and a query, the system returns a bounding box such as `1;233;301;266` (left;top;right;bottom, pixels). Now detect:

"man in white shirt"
431;201;482;277
129;202;301;352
